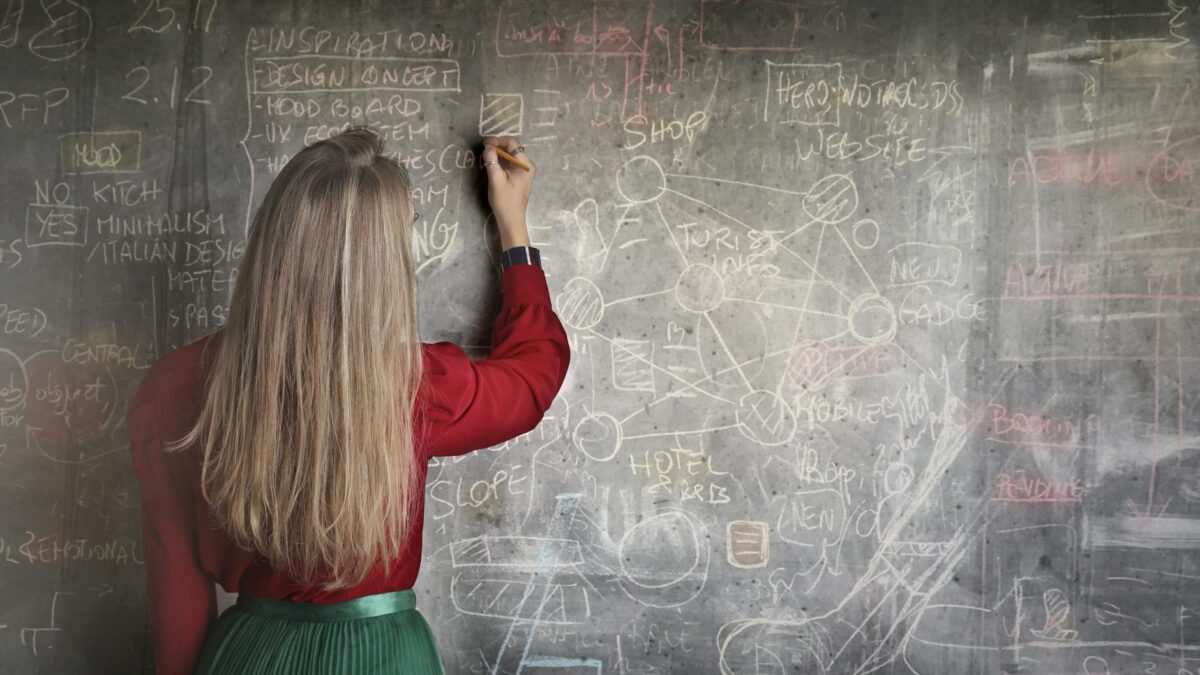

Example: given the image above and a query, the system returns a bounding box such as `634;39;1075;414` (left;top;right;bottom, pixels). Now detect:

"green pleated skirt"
193;589;446;674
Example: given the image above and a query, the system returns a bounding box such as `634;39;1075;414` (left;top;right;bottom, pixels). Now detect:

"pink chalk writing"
1008;149;1125;187
1002;260;1090;298
993;471;1083;503
987;403;1099;449
784;342;906;392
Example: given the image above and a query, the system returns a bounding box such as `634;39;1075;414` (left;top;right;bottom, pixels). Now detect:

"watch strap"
500;245;541;270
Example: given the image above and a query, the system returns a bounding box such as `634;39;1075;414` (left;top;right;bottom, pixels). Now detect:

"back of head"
167;126;425;590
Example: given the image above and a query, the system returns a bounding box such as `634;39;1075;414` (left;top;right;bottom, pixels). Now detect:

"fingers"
483;135;521;152
521;149;536;172
484;138;535;173
481;143;506;181
482;136;537;175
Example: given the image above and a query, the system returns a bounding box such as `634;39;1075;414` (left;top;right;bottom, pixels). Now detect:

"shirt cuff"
500;262;552;308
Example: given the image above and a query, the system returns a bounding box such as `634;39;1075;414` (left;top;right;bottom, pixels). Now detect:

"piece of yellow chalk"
492;146;531;171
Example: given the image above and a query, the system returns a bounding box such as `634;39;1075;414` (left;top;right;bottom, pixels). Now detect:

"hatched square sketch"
479;93;523;136
611;338;655;393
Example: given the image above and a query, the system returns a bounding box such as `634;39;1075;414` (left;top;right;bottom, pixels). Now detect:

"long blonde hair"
165;126;424;591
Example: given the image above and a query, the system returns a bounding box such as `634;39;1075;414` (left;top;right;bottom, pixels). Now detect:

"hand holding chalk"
493;146;532;172
482;136;536;249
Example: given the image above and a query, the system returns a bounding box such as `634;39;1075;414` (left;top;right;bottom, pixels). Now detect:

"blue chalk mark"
490;493;586;675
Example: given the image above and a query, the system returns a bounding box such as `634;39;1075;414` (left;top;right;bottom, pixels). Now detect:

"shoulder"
132;331;219;407
420;340;474;388
421;340;470;372
127;331;221;435
418;341;477;422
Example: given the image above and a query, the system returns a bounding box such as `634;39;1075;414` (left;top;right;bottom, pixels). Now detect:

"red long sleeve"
123;261;570;672
127;385;217;675
421;263;571;457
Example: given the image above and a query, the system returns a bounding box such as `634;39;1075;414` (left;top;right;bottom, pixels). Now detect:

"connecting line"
596;204;634;274
661;179;854;305
623;424;741;440
1147;291;1167;515
702;310;755;392
665;188;763;232
655;202;689;265
661;170;826;249
775;216;822;247
604;288;674;307
830;223;882;296
775;240;855;302
782;223;827;391
725;296;849;319
889;344;953;396
1078;11;1170;18
1085;37;1171;43
662;172;810;196
618;329;851;425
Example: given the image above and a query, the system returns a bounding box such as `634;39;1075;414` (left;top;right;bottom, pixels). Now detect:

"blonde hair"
165;126;424;591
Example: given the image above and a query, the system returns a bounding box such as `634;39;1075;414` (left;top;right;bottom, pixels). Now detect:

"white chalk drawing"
479;93;524;136
20;591;71;655
10;5;1200;673
727;520;770;569
27;0;90;62
528;88;561;143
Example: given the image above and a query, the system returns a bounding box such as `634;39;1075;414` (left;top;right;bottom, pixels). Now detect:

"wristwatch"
500;245;542;270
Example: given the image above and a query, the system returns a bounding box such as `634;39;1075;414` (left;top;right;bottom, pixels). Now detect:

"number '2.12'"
121;66;213;108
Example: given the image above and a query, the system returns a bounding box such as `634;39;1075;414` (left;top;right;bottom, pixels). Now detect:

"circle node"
557;277;605;330
616;155;667;204
803;174;859;224
847;293;898;346
674;264;725;313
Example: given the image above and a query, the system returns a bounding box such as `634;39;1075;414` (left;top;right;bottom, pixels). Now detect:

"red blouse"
126;264;570;675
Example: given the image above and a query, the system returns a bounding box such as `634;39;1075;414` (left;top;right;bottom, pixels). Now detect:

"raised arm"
421;262;570;457
419;136;570;457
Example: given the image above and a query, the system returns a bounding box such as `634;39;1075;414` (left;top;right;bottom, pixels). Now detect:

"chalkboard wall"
3;0;1200;673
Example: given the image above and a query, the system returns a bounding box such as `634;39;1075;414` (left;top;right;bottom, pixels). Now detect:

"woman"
125;128;570;674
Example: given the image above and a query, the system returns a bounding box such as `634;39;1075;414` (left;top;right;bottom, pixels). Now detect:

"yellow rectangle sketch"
59;131;142;174
727;520;769;568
